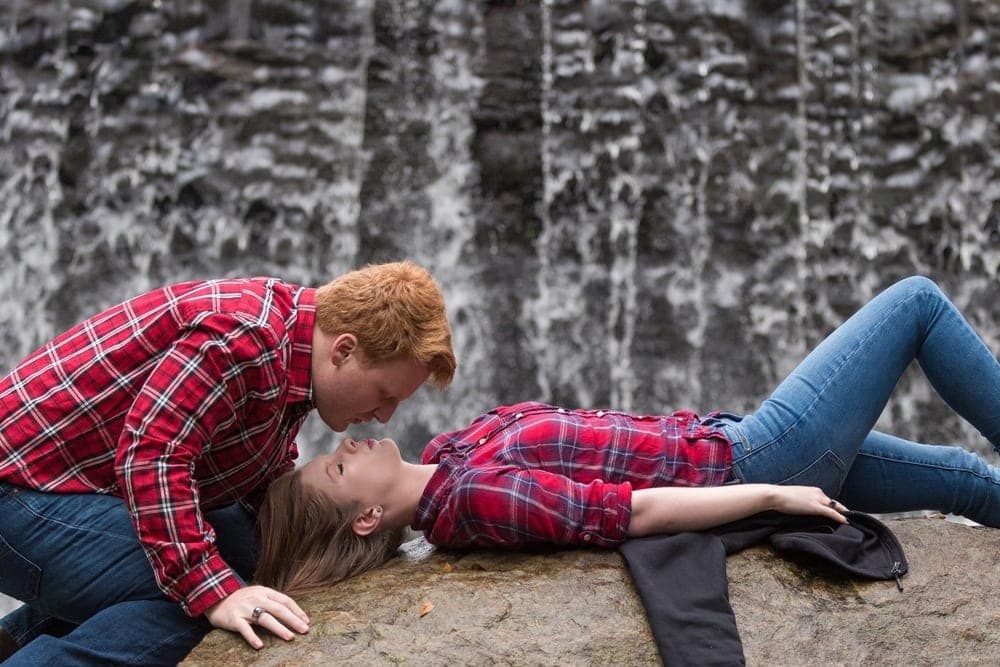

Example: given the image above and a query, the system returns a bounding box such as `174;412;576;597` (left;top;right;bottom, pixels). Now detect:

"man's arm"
627;483;848;536
115;320;308;646
116;328;250;615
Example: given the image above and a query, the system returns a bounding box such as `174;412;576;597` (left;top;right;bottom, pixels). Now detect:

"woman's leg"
725;276;1000;495
840;431;1000;527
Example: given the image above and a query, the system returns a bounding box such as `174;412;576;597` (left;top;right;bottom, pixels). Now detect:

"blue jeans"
0;489;258;666
716;276;1000;526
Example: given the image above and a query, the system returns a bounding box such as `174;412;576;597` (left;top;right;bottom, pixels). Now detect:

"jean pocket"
778;450;847;495
0;532;41;602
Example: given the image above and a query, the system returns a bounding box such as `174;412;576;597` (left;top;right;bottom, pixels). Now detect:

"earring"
375;505;383;514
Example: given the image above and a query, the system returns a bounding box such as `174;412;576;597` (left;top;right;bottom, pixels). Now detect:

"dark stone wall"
1;0;998;463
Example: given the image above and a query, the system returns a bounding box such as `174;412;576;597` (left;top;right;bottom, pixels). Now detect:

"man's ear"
330;333;358;367
352;505;383;537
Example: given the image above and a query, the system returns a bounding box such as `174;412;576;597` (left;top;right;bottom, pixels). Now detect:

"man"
0;261;456;664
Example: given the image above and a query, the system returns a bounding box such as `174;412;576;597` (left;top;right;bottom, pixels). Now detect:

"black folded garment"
619;511;907;667
713;510;907;583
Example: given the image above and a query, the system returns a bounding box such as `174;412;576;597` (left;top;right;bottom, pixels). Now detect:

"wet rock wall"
1;0;999;463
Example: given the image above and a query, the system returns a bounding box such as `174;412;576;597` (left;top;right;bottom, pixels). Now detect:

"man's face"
314;350;429;432
299;437;403;510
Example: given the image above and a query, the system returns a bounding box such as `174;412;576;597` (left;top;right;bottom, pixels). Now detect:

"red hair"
315;261;456;389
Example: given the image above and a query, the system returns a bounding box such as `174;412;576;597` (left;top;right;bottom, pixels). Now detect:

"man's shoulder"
159;277;307;321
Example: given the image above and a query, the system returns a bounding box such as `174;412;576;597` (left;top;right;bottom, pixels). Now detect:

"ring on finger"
828;498;837;508
251;606;264;623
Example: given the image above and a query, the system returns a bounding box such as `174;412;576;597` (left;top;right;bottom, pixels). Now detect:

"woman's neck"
390;462;439;528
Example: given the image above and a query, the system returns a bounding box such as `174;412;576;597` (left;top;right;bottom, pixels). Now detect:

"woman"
254;276;1000;594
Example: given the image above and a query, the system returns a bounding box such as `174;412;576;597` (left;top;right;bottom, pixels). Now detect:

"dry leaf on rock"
419;600;434;617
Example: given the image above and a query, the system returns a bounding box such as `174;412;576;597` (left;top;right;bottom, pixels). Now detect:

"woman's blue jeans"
0;489;257;665
716;276;1000;526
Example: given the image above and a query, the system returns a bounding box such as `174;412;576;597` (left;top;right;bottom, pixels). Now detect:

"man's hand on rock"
204;585;310;650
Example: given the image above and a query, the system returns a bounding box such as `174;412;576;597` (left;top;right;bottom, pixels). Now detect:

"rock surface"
184;518;999;666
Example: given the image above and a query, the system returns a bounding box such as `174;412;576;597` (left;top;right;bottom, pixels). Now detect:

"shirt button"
582;533;592;542
478;438;487;445
514;412;523;419
596;410;605;417
557;408;566;413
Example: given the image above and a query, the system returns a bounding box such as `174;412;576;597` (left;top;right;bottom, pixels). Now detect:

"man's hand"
204;585;310;650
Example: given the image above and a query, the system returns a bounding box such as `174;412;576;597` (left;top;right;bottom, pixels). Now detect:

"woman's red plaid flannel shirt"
415;402;733;549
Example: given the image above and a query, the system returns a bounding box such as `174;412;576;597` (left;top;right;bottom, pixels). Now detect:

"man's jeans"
0;488;257;665
715;276;1000;526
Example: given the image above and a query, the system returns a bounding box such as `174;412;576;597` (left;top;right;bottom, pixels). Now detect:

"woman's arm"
627;484;847;536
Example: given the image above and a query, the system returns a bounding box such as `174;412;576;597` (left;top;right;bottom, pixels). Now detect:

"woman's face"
299;436;403;510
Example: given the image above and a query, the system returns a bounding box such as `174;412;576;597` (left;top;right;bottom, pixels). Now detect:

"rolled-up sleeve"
426;467;632;549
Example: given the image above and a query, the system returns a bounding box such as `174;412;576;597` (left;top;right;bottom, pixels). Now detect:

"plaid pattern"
415;401;733;549
0;278;316;616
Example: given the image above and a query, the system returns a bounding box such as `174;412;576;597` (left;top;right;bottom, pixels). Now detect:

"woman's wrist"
761;484;782;512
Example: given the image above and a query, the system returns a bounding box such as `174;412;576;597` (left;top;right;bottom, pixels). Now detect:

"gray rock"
183;518;1000;666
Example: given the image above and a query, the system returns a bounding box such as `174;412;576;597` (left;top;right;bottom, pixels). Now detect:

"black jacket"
619;511;907;666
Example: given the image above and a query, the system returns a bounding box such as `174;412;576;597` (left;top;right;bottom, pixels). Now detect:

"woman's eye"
337;463;344;475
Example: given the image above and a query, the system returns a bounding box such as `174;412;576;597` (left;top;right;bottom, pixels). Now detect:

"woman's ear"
352;504;383;536
331;333;358;366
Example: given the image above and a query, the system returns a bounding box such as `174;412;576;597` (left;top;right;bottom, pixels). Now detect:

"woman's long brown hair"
253;470;405;594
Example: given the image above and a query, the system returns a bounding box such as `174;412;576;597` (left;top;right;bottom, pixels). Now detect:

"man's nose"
375;399;399;424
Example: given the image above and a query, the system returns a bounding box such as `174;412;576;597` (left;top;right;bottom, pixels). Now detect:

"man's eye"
337;463;344;475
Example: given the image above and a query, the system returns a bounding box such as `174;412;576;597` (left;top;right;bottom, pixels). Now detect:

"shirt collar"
412;454;459;531
286;286;316;406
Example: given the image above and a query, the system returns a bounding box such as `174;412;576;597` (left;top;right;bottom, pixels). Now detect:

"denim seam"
16;616;53;647
5;493;139;544
779;449;848;490
854;450;998;478
129;619;209;665
721;422;750;480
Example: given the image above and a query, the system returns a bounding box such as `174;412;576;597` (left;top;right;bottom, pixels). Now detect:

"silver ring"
251;606;264;623
828;498;837;508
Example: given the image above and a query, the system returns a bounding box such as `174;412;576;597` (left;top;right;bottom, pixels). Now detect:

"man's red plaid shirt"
0;278;316;616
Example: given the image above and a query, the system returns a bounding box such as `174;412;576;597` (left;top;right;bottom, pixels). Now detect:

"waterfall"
1;0;997;478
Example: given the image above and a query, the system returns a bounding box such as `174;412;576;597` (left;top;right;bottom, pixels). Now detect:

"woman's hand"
767;485;849;524
204;585;310;650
